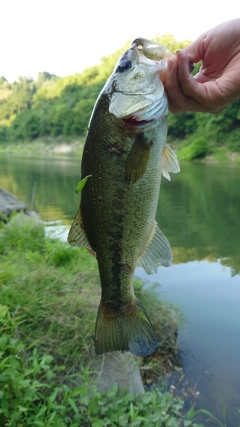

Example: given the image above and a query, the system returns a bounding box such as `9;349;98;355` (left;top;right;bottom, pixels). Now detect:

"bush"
0;125;8;141
0;213;45;254
177;138;208;160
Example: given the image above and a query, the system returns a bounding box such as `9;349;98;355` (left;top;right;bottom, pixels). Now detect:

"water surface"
1;154;240;426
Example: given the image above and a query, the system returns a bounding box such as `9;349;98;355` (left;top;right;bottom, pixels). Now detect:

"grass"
0;306;205;427
0;213;183;371
0;213;207;426
0;213;99;366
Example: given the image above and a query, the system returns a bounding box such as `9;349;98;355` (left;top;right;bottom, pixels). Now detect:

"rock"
90;351;145;395
0;189;27;217
6;211;43;228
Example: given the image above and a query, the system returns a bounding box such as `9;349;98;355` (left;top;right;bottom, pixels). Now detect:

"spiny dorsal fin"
138;221;172;274
68;208;92;249
161;144;180;181
125;133;152;184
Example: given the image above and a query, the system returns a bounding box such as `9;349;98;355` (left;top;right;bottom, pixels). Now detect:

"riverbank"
1;137;240;164
0;136;84;157
0;213;207;426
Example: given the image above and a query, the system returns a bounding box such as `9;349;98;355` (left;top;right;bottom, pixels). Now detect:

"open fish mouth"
121;91;168;127
123;116;154;128
109;39;169;123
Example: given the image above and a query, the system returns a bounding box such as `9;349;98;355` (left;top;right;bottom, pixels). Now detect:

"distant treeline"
1;34;240;152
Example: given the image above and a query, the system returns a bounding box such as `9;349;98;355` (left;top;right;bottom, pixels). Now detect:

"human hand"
164;18;240;114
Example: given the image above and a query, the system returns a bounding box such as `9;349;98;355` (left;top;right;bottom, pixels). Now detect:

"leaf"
187;407;197;419
71;385;85;397
48;411;57;423
129;402;135;419
67;397;79;414
18;405;28;413
49;387;60;403
197;409;225;427
107;383;118;397
35;405;47;418
75;175;92;194
0;305;9;318
165;416;179;427
92;420;105;427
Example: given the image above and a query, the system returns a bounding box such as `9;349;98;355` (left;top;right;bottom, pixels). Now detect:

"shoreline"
1;138;240;164
0;137;84;157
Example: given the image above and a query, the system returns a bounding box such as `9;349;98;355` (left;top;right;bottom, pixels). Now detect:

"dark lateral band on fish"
68;37;180;357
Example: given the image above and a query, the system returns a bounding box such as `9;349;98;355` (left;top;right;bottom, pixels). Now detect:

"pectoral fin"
68;208;93;251
138;221;172;274
161;144;180;181
125;133;152;184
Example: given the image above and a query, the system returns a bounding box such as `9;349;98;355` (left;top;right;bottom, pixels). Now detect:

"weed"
0;217;206;426
0;305;206;427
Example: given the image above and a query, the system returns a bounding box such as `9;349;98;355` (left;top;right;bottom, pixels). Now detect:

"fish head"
107;38;172;129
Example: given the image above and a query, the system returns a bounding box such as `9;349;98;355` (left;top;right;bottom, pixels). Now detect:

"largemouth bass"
68;38;180;357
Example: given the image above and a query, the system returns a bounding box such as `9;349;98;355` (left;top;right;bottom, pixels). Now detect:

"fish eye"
116;59;132;73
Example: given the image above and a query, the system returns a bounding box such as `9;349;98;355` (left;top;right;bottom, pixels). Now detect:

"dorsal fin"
161;144;180;181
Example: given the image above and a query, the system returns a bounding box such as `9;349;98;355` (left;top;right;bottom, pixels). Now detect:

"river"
1;153;240;426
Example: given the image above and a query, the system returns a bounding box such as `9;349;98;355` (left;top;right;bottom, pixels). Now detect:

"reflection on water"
0;155;80;223
136;261;240;426
1;154;240;426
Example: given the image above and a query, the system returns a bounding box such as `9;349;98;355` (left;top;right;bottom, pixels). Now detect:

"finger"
193;73;212;84
177;50;219;112
177;50;231;113
164;56;209;113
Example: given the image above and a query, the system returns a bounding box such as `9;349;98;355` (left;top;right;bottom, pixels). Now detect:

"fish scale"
68;38;180;356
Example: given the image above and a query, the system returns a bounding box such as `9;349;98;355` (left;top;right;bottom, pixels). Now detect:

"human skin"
163;18;240;114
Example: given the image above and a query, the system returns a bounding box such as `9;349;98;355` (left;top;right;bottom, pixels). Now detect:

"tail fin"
94;299;158;357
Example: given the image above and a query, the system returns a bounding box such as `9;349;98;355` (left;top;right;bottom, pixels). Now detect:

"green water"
1;154;240;426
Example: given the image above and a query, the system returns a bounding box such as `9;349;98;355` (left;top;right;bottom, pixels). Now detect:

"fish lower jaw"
122;117;154;129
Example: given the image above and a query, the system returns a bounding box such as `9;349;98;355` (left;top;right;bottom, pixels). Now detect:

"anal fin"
138;221;172;274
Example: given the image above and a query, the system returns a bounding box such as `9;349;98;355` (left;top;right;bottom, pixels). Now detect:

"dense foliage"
177;138;208;160
0;43;128;142
0;34;240;153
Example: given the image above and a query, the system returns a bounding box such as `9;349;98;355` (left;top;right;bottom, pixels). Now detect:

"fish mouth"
123;116;154;128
